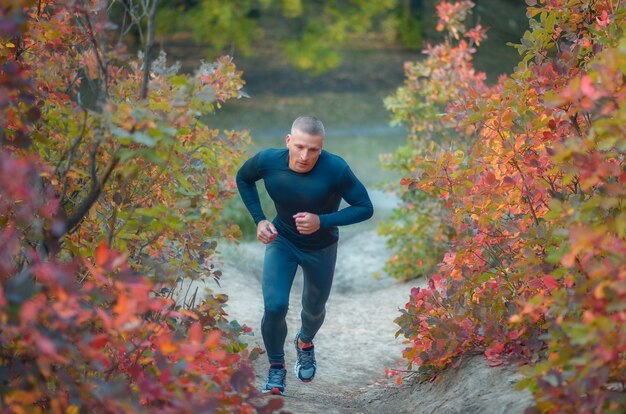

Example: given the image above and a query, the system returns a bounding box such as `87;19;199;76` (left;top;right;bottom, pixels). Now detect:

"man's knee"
264;302;289;321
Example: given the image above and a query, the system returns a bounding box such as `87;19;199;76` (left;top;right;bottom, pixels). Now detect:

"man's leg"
298;242;338;343
261;236;299;365
292;242;337;382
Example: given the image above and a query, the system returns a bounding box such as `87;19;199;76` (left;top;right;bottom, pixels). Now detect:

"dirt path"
216;231;411;413
200;191;533;413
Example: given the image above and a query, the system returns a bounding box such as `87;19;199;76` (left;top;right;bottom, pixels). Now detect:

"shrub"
1;1;282;412
389;1;625;412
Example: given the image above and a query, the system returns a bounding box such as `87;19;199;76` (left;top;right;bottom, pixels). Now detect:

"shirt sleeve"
235;152;267;225
318;166;374;228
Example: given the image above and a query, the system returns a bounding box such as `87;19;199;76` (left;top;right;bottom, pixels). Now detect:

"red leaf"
580;75;597;98
400;177;413;186
90;334;108;349
20;299;41;324
257;396;284;413
36;335;56;356
542;275;559;290
485;172;496;186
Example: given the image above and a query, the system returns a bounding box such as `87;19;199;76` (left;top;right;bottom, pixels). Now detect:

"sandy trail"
214;222;412;412
191;190;533;413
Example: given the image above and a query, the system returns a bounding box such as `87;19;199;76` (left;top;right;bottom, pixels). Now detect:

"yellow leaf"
179;309;199;320
616;212;626;238
6;42;16;48
66;406;80;414
594;281;611;299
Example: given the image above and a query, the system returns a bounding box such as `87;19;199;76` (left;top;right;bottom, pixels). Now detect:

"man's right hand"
257;220;277;244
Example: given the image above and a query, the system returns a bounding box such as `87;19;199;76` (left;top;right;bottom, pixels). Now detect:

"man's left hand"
293;212;320;235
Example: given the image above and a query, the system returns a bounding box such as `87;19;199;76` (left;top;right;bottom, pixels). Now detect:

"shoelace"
268;366;286;384
298;347;315;368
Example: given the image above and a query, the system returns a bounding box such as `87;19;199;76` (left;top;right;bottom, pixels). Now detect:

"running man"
236;116;374;395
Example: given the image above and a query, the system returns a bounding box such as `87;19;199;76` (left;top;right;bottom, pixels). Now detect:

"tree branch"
57;109;88;200
65;149;119;235
79;8;109;100
141;0;159;100
569;113;583;138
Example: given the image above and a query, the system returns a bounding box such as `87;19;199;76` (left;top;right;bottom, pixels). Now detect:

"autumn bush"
1;1;282;412
380;0;488;281
387;1;625;412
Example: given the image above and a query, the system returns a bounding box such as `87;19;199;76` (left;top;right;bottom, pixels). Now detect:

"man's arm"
318;166;374;228
235;153;267;225
236;152;279;244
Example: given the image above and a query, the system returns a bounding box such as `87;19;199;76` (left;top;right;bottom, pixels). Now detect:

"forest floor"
204;190;534;414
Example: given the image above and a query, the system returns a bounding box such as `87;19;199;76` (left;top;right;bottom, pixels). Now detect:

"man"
236;116;374;395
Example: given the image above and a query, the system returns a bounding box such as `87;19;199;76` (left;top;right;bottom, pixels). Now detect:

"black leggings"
261;235;338;364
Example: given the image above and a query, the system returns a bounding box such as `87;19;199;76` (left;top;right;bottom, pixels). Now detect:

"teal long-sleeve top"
236;148;374;250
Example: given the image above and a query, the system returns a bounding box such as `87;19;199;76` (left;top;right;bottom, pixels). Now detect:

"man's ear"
285;134;291;146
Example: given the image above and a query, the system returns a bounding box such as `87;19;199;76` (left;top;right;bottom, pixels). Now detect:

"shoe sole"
262;387;285;396
294;362;315;382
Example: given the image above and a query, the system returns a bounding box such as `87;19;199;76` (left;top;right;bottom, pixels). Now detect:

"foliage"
380;0;487;280
387;0;625;412
155;0;417;74
220;186;277;241
155;0;260;56
1;0;282;412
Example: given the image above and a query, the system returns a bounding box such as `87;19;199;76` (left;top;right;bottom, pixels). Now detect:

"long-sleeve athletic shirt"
236;148;374;251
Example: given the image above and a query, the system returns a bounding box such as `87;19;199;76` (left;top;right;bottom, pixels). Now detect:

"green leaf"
118;148;136;164
130;132;156;147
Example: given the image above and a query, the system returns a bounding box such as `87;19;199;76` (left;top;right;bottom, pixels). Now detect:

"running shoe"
294;333;317;382
262;364;286;395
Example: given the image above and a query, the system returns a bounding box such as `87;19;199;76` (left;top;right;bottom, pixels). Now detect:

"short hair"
291;116;325;137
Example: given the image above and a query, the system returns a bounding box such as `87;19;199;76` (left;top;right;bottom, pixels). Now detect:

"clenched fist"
293;212;320;235
257;220;277;244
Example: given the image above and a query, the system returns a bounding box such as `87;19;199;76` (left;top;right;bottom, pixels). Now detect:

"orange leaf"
179;309;199;320
114;294;127;316
204;330;222;348
189;322;203;343
95;242;110;267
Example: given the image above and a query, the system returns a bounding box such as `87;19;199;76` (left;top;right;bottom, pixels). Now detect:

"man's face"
286;128;324;173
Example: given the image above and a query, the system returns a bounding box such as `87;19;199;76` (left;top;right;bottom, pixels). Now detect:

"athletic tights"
261;234;338;364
